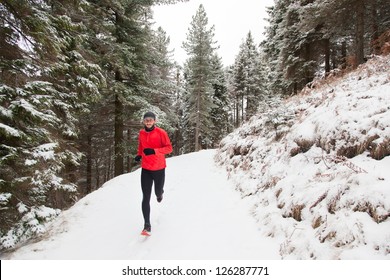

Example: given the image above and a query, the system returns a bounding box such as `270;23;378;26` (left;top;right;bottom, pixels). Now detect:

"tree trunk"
304;43;312;84
324;38;331;74
174;70;181;155
86;124;92;194
235;95;239;128
355;0;365;65
126;128;132;172
341;41;347;69
331;47;336;70
95;158;100;191
370;1;380;54
195;89;201;152
114;90;124;176
241;91;244;123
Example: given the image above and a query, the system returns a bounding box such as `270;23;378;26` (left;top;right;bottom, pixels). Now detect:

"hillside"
215;55;390;259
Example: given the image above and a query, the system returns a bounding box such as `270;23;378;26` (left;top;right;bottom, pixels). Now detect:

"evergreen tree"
224;65;238;126
0;0;187;250
77;1;181;183
231;32;265;125
232;42;246;126
73;0;188;192
242;32;261;119
263;0;390;95
182;4;218;152
262;0;291;95
143;25;178;134
147;26;183;154
0;0;103;248
209;54;231;147
298;0;390;68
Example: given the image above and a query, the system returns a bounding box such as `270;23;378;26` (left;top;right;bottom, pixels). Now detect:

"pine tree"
232;41;247;126
263;0;390;96
262;0;292;95
142;25;178;134
298;0;390;68
231;32;265;124
242;32;261;119
72;0;188;192
0;0;187;250
0;0;103;248
209;54;231;147
224;65;238;126
182;4;218;152
80;1;185;179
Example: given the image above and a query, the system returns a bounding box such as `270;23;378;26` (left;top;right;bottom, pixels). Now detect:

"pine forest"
1;0;389;250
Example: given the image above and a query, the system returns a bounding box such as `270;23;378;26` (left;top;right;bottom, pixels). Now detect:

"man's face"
143;117;156;129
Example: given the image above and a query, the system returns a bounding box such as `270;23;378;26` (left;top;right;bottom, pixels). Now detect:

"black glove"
134;155;142;162
143;148;155;155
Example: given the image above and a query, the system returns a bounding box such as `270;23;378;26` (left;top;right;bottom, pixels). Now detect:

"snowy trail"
5;150;280;260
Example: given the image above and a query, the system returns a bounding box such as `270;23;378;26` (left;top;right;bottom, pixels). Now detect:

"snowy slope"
216;55;390;259
2;150;280;260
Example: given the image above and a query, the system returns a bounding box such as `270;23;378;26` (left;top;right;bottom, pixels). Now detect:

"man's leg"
141;169;153;227
153;169;165;202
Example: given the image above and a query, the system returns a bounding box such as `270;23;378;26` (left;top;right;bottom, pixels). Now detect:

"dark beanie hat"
143;111;156;120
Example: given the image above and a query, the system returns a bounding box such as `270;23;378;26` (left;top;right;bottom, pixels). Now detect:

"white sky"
152;0;275;66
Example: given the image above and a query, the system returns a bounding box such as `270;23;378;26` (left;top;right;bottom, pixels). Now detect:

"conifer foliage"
0;0;103;249
182;4;228;152
1;0;389;251
263;0;390;95
0;0;186;250
230;31;268;127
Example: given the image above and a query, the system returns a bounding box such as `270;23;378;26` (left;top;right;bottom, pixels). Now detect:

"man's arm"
155;130;172;155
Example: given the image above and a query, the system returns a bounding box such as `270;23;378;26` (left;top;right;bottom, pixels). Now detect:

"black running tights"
141;168;165;226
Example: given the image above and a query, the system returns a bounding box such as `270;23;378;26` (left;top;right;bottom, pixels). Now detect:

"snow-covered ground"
2;55;390;280
2;55;389;262
2;150;280;260
2;56;390;260
216;55;390;259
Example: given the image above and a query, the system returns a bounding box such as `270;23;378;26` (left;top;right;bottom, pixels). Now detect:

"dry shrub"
327;191;342;214
232;144;252;157
312;216;323;229
232;146;241;156
275;188;283;198
346;55;358;69
291;139;315;156
371;29;390;55
320;231;337;243
232;158;241;168
290;146;301;157
370;139;390;160
310;192;328;210
240;159;251;171
303;68;350;91
337;134;383;159
263;176;281;190
353;201;390;223
240;144;251;156
291;204;305;221
337;144;364;158
382;42;390;55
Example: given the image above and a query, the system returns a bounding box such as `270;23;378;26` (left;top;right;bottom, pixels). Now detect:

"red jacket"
137;126;172;171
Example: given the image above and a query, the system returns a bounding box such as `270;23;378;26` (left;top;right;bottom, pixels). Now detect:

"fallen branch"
314;154;368;174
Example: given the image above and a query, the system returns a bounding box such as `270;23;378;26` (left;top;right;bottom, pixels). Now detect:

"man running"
134;111;172;236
